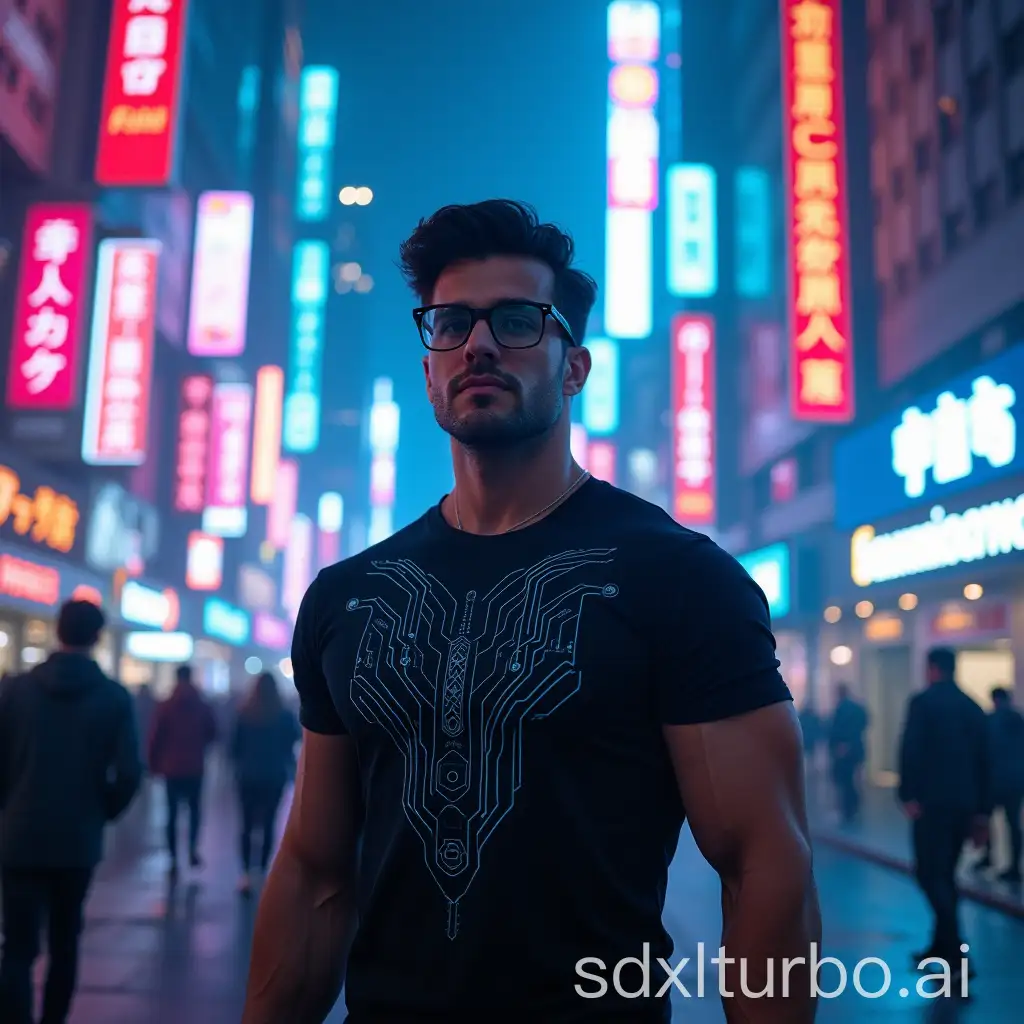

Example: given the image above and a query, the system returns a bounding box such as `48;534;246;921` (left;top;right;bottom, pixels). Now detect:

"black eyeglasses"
412;300;575;351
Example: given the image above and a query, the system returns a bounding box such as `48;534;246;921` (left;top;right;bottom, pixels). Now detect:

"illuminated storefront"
825;344;1024;779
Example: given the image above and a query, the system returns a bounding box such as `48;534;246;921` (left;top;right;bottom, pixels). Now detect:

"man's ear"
563;345;591;397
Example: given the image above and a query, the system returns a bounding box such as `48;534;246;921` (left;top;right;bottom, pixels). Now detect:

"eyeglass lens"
421;303;546;350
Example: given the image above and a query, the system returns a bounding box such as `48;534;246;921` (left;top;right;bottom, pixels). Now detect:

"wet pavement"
16;763;1024;1023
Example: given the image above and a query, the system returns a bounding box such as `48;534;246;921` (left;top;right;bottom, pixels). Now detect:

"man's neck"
58;645;92;656
447;430;582;535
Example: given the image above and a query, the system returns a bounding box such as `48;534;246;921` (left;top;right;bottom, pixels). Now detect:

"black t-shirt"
293;478;791;1022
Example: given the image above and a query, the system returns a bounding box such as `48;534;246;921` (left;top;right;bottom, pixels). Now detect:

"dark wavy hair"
398;199;598;345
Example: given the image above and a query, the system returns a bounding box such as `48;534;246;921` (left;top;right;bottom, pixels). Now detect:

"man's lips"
457;377;510;393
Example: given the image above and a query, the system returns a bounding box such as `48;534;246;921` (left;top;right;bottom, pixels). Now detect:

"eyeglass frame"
411;300;576;351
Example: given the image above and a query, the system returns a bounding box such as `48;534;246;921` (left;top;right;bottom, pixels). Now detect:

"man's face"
422;256;589;449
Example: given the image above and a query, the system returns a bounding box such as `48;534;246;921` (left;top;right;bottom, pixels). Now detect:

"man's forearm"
718;851;821;1022
241;849;355;1024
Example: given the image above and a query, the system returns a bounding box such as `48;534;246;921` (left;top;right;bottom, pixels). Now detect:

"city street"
50;769;1024;1023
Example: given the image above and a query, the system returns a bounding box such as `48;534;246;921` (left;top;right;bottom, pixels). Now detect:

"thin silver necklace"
454;469;591;534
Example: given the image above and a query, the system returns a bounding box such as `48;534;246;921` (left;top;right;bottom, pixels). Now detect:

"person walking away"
976;687;1024;882
899;647;990;975
148;664;218;880
0;600;142;1024
828;682;868;822
231;672;300;894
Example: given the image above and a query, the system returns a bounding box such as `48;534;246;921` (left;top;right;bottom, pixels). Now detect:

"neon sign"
781;0;854;422
81;239;161;466
604;0;660;340
283;240;329;453
7;204;93;410
251;366;284;505
736;166;771;298
583;338;620;435
95;0;190;186
173;374;213;513
0;465;79;555
203;383;252;538
667;164;717;298
851;493;1024;587
203;597;250;646
671;314;716;525
296;67;339;222
737;543;791;618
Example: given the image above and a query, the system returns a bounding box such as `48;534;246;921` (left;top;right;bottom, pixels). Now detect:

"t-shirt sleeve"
292;572;347;735
654;536;793;725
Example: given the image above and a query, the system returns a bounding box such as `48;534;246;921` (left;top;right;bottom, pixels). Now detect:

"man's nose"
463;317;501;360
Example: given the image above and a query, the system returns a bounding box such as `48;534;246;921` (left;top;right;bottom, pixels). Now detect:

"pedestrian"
827;682;868;822
976;686;1024;882
898;646;991;975
148;664;218;880
241;199;820;1023
0;599;142;1024
231;671;299;894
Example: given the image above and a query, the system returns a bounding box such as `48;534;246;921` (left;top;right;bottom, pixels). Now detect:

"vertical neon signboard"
7;203;93;410
671;314;716;525
202;383;253;538
283;241;330;453
267;459;298;549
605;0;660;340
173;374;213;512
186;192;254;357
667;164;717;298
296;67;339;222
583;338;620;435
735;166;771;298
251;365;284;505
81;239;161;466
781;0;855;422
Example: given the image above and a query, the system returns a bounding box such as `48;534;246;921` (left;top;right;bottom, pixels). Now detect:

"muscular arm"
241;730;361;1024
665;702;821;1022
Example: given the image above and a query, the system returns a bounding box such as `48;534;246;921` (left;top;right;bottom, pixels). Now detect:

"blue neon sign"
583;338;620;435
295;67;339;222
667;163;717;298
203;598;250;646
735;166;770;298
736;543;791;619
834;344;1023;529
283;240;330;453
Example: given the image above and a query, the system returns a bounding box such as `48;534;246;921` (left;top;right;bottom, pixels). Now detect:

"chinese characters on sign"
892;376;1017;498
82;240;161;466
0;465;80;554
95;0;190;186
7;204;93;410
671;314;716;526
174;375;214;512
202;383;252;539
781;0;854;421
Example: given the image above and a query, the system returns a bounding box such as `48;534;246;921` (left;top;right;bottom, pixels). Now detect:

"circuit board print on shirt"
345;548;618;938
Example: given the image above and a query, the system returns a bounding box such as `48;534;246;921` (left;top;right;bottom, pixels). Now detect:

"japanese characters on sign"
780;0;854;422
82;240;160;466
671;314;716;526
174;374;214;513
202;383;253;539
186;192;254;357
0;463;80;555
7;204;93;410
95;0;190;186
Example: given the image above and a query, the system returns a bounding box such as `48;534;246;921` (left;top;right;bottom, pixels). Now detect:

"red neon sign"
7;204;93;410
95;0;190;186
0;554;60;607
174;374;213;512
671;315;716;526
82;240;160;465
781;0;855;422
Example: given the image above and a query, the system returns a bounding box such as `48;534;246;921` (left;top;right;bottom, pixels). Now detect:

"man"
242;200;819;1023
977;687;1024;882
0;599;142;1024
148;664;218;879
827;683;868;822
899;647;990;973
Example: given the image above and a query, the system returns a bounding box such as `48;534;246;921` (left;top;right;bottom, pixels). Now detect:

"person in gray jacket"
0;599;142;1024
